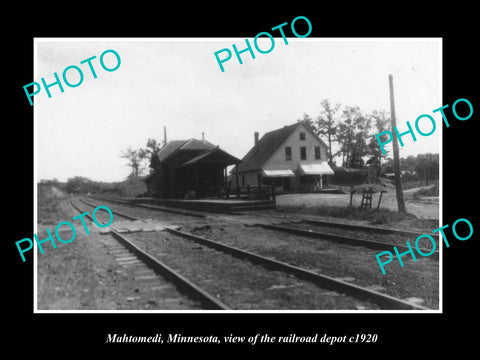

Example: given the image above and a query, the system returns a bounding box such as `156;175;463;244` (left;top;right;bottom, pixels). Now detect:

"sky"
35;38;442;182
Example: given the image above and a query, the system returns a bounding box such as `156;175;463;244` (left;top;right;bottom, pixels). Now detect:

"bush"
120;178;147;197
330;167;369;186
275;203;427;227
37;184;66;224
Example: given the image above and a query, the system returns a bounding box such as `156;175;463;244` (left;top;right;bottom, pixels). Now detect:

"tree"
316;99;341;165
382;153;439;183
143;138;163;170
297;113;316;131
336;106;371;168
39;178;60;185
403;155;417;172
120;147;147;178
65;176;92;194
336;115;352;166
414;153;439;185
367;110;390;176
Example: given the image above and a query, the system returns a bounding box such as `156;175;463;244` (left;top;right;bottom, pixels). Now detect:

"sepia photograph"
34;38;441;312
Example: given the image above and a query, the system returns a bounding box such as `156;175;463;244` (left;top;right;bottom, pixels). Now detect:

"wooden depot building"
144;138;241;199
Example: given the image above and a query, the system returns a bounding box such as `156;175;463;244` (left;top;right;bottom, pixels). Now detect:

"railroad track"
255;223;439;259
91;190;438;259
89;195;244;217
74;197;430;310
301;218;440;242
70;200;230;310
88;195;439;242
88;195;208;218
239;210;440;241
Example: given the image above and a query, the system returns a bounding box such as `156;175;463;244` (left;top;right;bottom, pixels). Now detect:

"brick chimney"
254;132;259;145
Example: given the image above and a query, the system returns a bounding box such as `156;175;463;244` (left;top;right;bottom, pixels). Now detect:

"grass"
402;179;439;190
185;220;439;309
37;184;68;224
37;194;61;224
275;204;437;230
412;185;439;199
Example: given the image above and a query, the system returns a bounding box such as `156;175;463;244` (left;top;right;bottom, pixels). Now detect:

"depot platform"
130;197;276;212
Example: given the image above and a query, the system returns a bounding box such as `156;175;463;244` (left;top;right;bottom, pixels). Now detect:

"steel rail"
165;227;431;310
88;195;208;218
90;195;250;217
70;200;230;310
256;223;439;259
72;198;431;310
78;197;138;220
303;219;440;242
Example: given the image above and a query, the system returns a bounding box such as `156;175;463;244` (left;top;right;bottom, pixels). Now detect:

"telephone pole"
388;74;406;213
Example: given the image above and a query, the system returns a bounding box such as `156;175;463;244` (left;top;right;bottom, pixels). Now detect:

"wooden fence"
212;184;276;202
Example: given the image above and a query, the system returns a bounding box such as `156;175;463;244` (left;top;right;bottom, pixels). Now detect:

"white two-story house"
232;121;334;192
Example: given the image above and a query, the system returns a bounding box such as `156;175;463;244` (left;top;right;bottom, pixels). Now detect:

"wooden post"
169;166;175;199
376;190;385;211
247;184;251;200
350;187;354;207
195;163;200;199
235;166;239;187
271;184;276;203
257;173;262;200
224;166;227;199
158;167;164;198
235;165;240;198
389;74;406;213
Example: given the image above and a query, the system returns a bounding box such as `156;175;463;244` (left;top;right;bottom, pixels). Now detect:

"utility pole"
388;74;406;213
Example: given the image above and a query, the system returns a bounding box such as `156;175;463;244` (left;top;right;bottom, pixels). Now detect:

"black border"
6;6;479;355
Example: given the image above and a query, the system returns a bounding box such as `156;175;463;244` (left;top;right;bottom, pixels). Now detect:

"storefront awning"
262;169;295;177
299;163;334;175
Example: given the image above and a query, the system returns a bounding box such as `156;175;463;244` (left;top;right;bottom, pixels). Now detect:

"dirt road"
276;187;439;220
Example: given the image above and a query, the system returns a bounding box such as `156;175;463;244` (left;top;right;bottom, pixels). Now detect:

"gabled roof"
180;138;216;151
177;146;241;167
236;121;327;173
157;140;187;162
156;138;216;162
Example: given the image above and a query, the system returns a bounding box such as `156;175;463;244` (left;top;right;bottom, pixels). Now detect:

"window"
285;147;292;161
242;175;245;186
300;146;307;160
299;132;306;140
315;146;321;160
